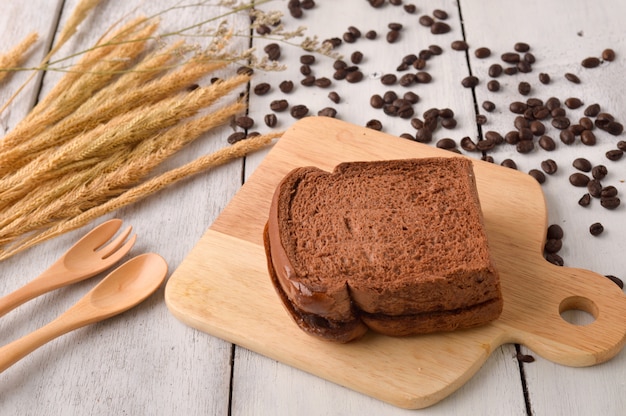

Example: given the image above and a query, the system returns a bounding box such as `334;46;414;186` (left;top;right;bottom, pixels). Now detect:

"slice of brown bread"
264;157;503;342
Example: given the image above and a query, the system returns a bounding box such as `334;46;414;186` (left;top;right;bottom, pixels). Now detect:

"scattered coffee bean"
510;101;527;114
366;119;383;130
579;117;594;130
380;73;397;86
538;135;556;151
345;70;364;83
264;43;281;60
606;149;624;161
564;72;581;83
514;42;530;52
584;103;601;117
418;15;434;27
415;128;433;143
591;165;608;180
318;107;337;118
451;40;469;51
279;80;294;93
569;172;591;187
254;82;271;95
351;51;363;64
545;253;564;266
365;30;377;40
429;45;443;55
564;97;584;109
461;76;479;88
547;224;564;240
581;57;601;68
460;136;477;151
403;91;419;103
476;114;488;125
386;30;400;43
587;180;602;198
580;130;597;146
578;193;591;207
300;75;315;86
270;99;288;112
605;121;624;135
544;238;562;253
475;47;491;58
602;48;616;62
328;91;340;104
529;169;546;183
370;94;384;109
227;131;246;144
290;104;309;119
552;116;571;130
605;275;624;289
541;159;558;174
538;73;551;84
487;80;500;92
300;54;315;65
440;117;457;128
559;129;575;144
235;116;254;129
516;140;534;154
589;222;604;236
436;138;457;149
501;159;517;169
600;196;621;209
573;158;592;172
315;77;332;88
433;9;448;19
518;81;531;95
264;113;277;128
430;21;451;34
601;186;618;198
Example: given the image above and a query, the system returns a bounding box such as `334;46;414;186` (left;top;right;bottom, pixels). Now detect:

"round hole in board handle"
559;296;598;326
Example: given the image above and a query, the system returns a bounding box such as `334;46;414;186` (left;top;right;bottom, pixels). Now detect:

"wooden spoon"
0;253;168;373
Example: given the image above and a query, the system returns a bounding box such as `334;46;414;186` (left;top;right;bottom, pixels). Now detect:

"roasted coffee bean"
228;131;250;144
584;103;601;117
315;77;332;88
270;99;288;112
602;48;616;61
451;40;469;51
415;128;433;143
403;91;419;103
433;9;448;19
501;52;520;63
256;24;271;35
388;22;403;31
516;140;534;154
279;80;294;94
573;158;592;172
476;114;487;125
429;44;443;55
440;117;457;128
581;57;601;68
541;159;558;174
300;54;316;65
460;136;478;151
529;169;546;184
476;136;496;151
397;105;415;119
400;133;415;141
532;106;551;120
403;4;417;13
518;81;531;95
415;71;432;83
538;72;551;84
475;47;491;58
600;196;620;209
264;43;281;60
350;51;363;64
504;130;520;144
544;238;562;253
342;31;356;43
236;66;253;76
552;116;571;130
514;42;530;52
559;129;575;145
482;101;496;112
288;3;303;17
412;58;427;70
569;124;585;136
332;69;346;80
618;141;626;151
606;149;624;161
545;97;561;111
517;60;532;73
333;59;347;70
605;121;624;135
484;131;503;144
551;108;566;118
510;101;527;114
346;70;364;83
383;104;399;116
300;75;315;86
578;193;591;207
488;63;503;78
365;119;383;130
235;116;254;129
264;113;277;128
589;222;604;236
606;275;624;289
418;49;433;60
569;172;591;186
526;98;543;107
253;82;271;95
328;91;340;104
290;104;309;119
461;76;479;88
601;185;618;198
580;130;597;146
587;179;603;198
323;37;342;48
365;30;377;40
501;159;517;169
547;224;564;240
318;107;337;118
347;26;362;39
436;138;457;149
410;118;424;130
579;117;594;130
518;128;533;141
530;121;545;136
423;116;438;131
564;97;584;109
564;72;581;83
370;94;384;109
419;15;435;26
381;73;397;85
504;66;518;76
386;30;400;43
487;80;500;92
591;164;608;180
383;91;398;103
301;0;315;9
545;253;564;266
431;21;451;34
538;135;556;151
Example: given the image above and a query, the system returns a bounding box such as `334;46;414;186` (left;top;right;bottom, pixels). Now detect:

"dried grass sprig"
0;131;280;261
0;32;38;84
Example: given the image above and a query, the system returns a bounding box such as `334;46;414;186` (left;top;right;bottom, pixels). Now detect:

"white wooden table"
1;1;624;414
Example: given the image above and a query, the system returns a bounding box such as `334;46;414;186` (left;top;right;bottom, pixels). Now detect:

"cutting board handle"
498;258;626;367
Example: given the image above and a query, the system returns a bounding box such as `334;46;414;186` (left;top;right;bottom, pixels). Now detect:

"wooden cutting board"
165;117;626;409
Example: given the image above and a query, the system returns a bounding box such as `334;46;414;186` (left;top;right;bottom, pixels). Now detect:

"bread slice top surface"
266;157;500;320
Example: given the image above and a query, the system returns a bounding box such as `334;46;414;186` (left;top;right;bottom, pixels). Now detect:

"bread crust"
264;158;503;342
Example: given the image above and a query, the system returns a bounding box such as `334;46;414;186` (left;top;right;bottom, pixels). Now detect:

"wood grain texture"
166;117;626;409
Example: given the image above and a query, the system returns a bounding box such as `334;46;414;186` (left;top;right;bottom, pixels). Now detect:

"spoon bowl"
0;253;168;373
